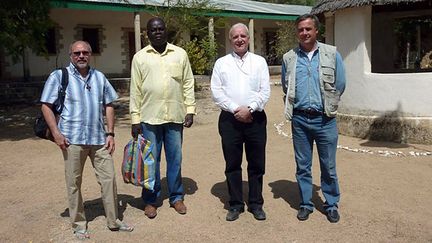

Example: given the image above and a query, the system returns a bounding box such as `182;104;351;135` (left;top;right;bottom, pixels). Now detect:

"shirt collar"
298;41;318;55
232;51;249;61
146;43;175;55
68;62;92;78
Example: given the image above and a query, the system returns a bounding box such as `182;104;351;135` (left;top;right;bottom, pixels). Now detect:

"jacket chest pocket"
322;66;335;91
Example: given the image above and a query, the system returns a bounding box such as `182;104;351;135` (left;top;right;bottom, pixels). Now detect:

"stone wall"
337;113;432;145
0;78;131;105
0;75;211;105
0;81;45;105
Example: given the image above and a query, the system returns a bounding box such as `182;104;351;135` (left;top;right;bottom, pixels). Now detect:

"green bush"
181;38;208;75
180;36;218;75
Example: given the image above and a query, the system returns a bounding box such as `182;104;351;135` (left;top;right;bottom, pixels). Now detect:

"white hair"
229;23;249;39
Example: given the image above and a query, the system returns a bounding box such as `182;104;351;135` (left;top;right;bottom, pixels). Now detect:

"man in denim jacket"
282;14;346;223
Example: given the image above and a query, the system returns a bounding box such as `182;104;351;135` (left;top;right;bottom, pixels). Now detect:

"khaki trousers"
62;145;119;231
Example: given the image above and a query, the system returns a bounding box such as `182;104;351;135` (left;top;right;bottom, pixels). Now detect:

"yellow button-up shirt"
130;43;196;125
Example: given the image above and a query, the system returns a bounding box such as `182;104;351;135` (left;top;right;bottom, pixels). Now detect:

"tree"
253;0;319;61
0;0;54;79
274;21;297;59
154;0;226;74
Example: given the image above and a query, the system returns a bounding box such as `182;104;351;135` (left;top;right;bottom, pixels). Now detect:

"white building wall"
334;6;432;117
3;9;283;79
6;9;139;77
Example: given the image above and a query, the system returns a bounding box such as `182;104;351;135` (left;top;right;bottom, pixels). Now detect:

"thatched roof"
311;0;429;14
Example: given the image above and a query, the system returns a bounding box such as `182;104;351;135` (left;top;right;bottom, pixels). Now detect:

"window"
45;27;57;54
82;28;100;54
75;25;104;55
393;16;432;70
264;31;280;65
372;3;432;73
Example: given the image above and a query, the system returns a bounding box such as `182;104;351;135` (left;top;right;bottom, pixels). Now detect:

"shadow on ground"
60;177;197;221
212;181;265;210
268;179;325;214
210;180;326;214
0;101;131;141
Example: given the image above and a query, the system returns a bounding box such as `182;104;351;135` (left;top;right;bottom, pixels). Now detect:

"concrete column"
208;17;215;46
134;12;141;53
248;19;254;53
208;17;215;62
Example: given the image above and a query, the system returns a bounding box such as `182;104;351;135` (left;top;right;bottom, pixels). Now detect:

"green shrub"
180;36;218;75
180;38;208;75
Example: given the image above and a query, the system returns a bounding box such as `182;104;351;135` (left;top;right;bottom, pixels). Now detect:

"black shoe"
297;207;313;221
326;210;340;223
248;208;266;220
226;208;244;221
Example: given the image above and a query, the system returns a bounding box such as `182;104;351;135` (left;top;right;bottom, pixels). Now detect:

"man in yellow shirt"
129;17;196;219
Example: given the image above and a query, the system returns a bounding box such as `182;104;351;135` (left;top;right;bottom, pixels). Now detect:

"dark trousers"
218;110;267;210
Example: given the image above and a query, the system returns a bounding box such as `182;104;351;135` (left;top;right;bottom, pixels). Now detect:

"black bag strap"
57;67;68;114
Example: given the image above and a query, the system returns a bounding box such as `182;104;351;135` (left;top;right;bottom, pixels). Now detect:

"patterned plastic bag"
122;135;155;190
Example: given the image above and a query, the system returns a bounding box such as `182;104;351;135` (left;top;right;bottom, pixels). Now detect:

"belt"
293;108;323;116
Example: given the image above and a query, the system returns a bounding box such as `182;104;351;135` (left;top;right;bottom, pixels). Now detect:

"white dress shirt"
211;52;271;113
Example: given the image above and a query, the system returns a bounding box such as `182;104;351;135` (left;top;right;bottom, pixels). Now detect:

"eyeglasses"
72;51;90;57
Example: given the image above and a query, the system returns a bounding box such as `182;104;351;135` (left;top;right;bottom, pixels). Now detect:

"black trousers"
218;110;267;210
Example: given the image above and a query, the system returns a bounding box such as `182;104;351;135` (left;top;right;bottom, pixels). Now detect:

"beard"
75;61;88;69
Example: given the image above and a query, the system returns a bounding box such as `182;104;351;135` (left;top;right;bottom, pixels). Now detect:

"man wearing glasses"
40;40;133;240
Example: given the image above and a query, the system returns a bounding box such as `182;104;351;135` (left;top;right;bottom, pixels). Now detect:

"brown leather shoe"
172;200;187;215
144;204;157;219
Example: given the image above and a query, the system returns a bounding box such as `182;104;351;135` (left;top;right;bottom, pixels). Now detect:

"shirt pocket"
322;66;335;91
168;63;183;81
248;74;261;91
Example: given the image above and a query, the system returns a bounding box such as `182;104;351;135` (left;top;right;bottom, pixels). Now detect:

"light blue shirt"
40;63;118;145
281;46;346;111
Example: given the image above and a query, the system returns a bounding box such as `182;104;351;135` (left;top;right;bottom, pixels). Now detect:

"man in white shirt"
211;23;271;221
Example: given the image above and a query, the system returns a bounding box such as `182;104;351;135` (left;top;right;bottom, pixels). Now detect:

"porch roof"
51;0;311;20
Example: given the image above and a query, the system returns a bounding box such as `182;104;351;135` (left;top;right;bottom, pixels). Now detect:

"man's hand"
183;114;194;128
234;106;253;123
131;124;142;140
105;136;115;155
52;130;69;150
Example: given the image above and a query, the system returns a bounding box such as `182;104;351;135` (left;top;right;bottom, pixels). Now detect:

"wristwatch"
105;132;115;137
248;106;254;113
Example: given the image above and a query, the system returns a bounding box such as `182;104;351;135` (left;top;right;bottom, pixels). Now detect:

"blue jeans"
291;113;340;212
140;123;184;205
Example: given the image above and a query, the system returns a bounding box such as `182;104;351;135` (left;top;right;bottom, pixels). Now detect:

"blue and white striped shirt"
40;63;118;145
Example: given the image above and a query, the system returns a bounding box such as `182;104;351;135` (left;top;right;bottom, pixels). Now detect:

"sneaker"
248;208;266;220
74;229;90;240
108;222;134;232
226;208;244;221
297;207;313;221
326;209;340;223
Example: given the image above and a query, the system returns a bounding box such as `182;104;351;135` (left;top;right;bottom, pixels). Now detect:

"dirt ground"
0;85;431;243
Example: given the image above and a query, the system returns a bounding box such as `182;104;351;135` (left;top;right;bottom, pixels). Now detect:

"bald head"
69;41;92;56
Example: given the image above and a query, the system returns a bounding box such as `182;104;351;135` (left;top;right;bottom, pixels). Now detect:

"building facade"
312;0;432;144
1;0;311;80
